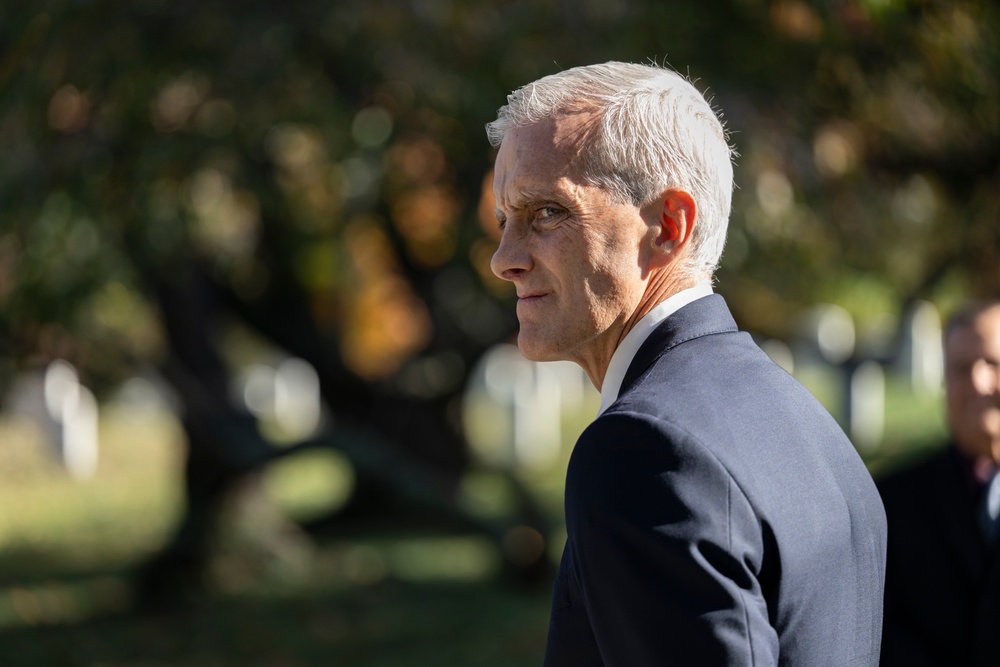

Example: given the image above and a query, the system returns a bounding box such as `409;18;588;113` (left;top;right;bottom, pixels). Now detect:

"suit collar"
598;284;714;415
619;293;739;396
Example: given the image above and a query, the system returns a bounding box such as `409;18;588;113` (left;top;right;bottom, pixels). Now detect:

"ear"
647;188;696;259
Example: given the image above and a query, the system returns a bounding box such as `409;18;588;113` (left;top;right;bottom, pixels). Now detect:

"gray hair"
486;61;736;279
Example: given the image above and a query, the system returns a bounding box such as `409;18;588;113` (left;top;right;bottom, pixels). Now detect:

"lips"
516;287;548;298
515;292;548;319
517;292;548;303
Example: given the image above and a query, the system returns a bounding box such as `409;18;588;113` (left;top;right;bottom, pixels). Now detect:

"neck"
633;269;701;325
576;270;707;391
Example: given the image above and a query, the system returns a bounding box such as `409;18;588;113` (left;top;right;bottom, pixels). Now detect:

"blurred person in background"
486;61;887;667
878;299;1000;666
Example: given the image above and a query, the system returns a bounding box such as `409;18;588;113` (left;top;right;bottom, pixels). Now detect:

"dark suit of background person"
877;301;1000;667
486;61;887;667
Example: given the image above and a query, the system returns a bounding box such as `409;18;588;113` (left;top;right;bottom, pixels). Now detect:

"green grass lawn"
0;368;946;666
0;578;551;667
0;406;556;667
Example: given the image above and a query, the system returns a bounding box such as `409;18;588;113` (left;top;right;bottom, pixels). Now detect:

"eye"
496;213;507;231
536;206;563;222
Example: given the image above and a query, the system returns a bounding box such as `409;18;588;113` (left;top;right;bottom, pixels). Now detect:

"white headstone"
239;357;322;441
42;360;99;480
900;300;943;396
464;344;594;471
274;357;322;438
849;360;885;453
798;304;856;365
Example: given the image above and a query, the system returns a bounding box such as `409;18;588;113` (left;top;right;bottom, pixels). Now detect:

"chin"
516;343;552;362
516;334;560;362
953;423;999;462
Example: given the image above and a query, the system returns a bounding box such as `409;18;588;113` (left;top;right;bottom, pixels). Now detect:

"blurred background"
0;0;998;664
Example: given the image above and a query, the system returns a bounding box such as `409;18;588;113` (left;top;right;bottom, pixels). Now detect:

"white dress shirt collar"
597;283;714;416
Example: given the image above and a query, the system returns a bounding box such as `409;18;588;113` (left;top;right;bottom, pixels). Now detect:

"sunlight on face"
489;114;650;384
946;305;1000;463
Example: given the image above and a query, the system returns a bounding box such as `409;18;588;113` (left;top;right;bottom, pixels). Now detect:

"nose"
972;359;1000;396
490;227;531;281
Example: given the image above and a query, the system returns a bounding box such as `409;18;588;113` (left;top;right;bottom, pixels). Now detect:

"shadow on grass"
0;552;552;667
0;577;551;667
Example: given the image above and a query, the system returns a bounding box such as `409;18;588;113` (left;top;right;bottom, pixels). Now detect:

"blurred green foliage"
1;0;998;393
0;0;998;662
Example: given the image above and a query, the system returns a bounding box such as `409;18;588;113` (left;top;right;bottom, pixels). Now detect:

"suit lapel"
620;294;739;395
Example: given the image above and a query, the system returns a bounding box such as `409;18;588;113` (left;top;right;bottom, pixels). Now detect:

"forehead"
492;112;598;198
948;306;1000;359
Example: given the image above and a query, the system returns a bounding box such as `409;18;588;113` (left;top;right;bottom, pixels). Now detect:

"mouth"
515;292;548;318
517;292;548;304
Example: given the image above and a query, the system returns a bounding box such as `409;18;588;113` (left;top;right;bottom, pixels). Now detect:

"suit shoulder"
572;410;700;470
567;410;734;506
574;409;723;472
565;410;752;549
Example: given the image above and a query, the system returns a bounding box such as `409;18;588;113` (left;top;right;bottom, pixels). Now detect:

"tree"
2;0;997;601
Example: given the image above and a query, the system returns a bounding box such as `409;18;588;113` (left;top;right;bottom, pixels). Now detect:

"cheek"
580;261;638;316
949;385;1000;431
565;221;644;310
591;232;643;287
948;384;975;420
986;409;1000;433
972;361;1000;394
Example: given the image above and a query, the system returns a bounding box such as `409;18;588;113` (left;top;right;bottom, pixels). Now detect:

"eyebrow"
494;184;570;214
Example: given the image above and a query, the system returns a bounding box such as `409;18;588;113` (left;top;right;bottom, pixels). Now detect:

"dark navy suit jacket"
877;446;1000;666
543;295;887;666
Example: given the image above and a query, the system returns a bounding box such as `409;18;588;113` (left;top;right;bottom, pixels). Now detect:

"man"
877;300;1000;666
486;61;887;666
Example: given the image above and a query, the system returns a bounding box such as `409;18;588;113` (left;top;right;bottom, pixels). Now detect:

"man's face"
489;113;653;383
946;305;1000;463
